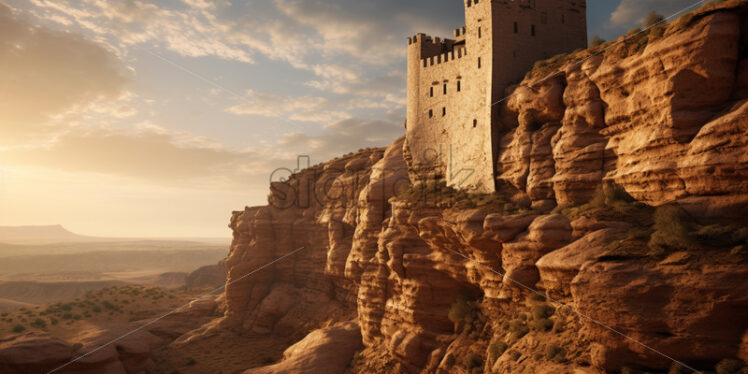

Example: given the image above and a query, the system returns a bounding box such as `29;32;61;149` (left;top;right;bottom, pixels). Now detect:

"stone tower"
405;0;587;193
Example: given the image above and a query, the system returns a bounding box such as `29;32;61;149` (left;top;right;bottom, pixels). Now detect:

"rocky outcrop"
243;321;363;374
573;254;748;370
536;228;626;300
498;5;748;216
210;4;748;374
185;260;227;290
222;146;386;333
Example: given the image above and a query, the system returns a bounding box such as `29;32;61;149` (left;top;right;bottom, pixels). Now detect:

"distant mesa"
0;225;93;245
0;225;231;245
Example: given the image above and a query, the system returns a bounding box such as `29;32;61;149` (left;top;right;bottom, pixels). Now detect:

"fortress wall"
406;50;473;184
406;0;587;194
406;0;497;193
490;0;587;97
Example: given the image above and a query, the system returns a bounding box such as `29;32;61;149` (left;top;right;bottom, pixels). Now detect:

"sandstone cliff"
215;3;748;374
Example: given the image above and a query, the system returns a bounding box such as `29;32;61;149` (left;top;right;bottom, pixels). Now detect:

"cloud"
274;0;462;63
306;69;405;98
0;126;255;185
225;90;349;123
27;0;256;63
0;118;404;192
609;0;696;28
0;2;127;145
22;0;462;82
277;117;403;159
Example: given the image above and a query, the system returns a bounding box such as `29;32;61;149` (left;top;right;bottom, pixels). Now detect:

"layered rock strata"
218;4;748;374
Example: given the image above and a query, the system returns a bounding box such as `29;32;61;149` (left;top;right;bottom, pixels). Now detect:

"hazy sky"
0;0;700;237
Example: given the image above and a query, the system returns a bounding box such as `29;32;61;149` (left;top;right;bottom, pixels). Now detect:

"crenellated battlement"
407;32;462;63
453;26;467;40
421;47;467;68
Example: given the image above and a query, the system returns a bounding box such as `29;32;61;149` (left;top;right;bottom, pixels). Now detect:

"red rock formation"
243;321;363;374
213;4;748;374
498;6;748;215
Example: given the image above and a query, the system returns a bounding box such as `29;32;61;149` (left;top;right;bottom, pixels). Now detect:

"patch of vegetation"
398;180;523;214
648;23;666;43
101;300;118;311
504;318;530;340
648;205;748;255
589;36;606;48
30;318;46;329
643;11;665;28
448;293;486;337
487;339;508;365
12;324;25;333
529;303;556;332
531;304;555;320
459;352;484;373
647;204;697;254
545;345;566;363
715;358;744;374
627;27;641;36
528;293;546;302
186;358;197;366
554;182;650;224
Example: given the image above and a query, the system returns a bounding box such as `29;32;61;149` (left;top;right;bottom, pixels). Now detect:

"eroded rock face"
243;321;363;374
185;260;227;290
223;146;387;332
498;9;748;216
536;228;627;301
211;4;748;374
573;255;748;370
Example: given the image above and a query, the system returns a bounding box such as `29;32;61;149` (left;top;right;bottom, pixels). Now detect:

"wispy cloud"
225;90;350;123
609;0;696;28
0;2;127;145
278;117;403;156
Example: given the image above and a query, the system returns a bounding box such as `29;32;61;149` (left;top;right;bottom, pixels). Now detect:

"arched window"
429;109;433;118
457;81;461;92
514;22;518;34
478;57;481;69
442;107;446;116
443;84;447;95
430;87;434;97
531;24;536;36
473;119;477;128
